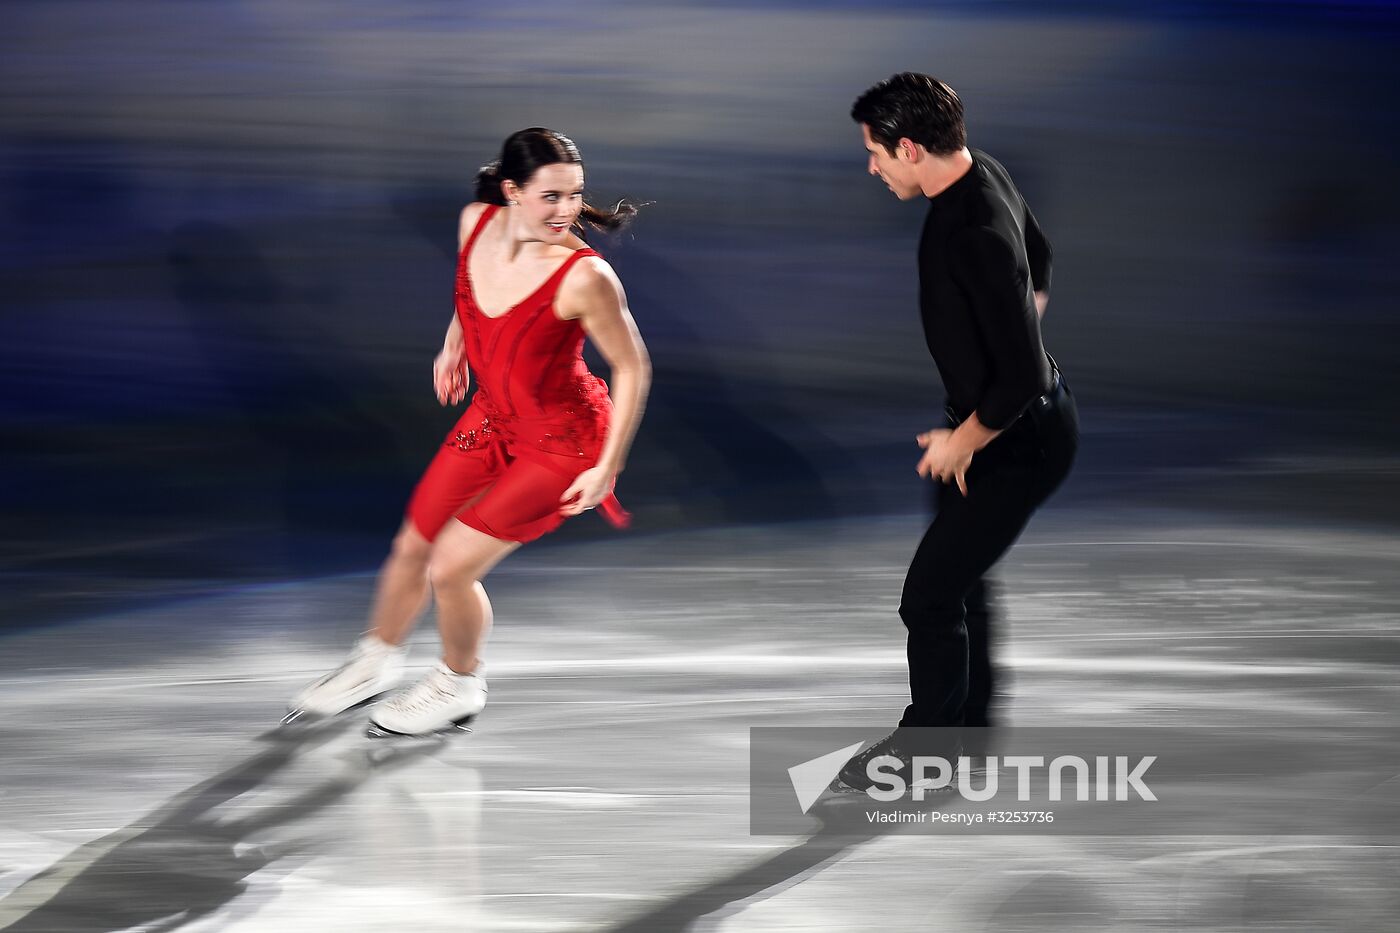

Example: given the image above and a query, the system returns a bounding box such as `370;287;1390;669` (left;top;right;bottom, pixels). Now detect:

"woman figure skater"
287;127;651;737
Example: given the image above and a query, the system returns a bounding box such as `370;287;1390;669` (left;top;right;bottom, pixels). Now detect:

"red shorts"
405;427;627;544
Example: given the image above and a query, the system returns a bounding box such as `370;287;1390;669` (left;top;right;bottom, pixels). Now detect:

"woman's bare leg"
365;519;435;646
426;521;520;672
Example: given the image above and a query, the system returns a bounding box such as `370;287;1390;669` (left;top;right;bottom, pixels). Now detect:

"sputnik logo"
787;741;865;813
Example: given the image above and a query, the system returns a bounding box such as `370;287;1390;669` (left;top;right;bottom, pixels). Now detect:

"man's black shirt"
917;149;1054;430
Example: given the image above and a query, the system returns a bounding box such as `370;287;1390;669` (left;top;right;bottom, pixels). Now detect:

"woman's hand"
559;465;615;517
433;346;467;406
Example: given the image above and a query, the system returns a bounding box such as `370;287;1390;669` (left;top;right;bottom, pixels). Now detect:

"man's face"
861;124;921;200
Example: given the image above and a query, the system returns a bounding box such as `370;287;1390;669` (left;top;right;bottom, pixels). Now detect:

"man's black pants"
898;380;1079;728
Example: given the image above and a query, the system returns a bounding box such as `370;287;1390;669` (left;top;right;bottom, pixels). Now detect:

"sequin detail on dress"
446;416;494;452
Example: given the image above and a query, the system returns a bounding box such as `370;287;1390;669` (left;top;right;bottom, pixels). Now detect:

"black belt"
945;363;1065;429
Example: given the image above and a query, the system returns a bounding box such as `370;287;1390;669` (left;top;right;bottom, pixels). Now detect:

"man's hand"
916;428;975;497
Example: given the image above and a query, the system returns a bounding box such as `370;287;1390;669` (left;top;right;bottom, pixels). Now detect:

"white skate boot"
365;661;487;738
284;634;406;724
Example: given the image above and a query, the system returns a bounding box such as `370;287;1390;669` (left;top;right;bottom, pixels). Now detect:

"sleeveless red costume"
405;204;628;542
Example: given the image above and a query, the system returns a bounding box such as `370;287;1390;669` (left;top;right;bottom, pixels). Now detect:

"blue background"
4;0;1398;624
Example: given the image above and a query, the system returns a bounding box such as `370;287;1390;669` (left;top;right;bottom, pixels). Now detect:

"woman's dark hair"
473;127;636;232
850;73;966;156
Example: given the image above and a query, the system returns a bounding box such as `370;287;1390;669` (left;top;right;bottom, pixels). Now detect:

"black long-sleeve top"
917;149;1054;430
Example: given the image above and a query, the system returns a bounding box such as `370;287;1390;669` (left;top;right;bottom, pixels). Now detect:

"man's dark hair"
851;73;966;156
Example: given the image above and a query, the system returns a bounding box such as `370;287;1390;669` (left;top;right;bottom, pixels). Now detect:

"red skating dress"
405;204;629;542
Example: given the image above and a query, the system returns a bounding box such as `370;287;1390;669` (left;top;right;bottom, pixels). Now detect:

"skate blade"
365;714;477;740
280;692;392;728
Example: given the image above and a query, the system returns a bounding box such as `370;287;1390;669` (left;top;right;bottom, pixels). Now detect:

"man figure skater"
838;73;1078;789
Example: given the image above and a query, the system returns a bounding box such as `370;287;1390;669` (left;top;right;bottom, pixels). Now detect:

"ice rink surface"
2;507;1397;932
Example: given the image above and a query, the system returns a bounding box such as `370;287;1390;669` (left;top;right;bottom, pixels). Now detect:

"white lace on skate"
287;636;405;719
368;662;487;737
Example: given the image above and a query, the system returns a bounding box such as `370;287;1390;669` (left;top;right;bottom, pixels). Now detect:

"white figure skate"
365;661;487;738
283;634;406;725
